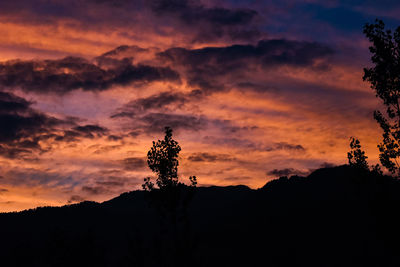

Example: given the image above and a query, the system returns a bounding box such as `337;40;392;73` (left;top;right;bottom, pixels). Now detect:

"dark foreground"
0;165;399;267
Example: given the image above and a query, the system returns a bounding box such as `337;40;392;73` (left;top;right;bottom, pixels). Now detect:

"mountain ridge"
0;165;399;267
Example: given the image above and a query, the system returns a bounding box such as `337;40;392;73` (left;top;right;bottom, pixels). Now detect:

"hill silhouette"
0;165;399;267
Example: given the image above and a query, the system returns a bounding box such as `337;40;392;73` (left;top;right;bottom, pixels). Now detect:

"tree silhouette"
347;137;383;175
348;137;369;170
141;126;198;266
363;19;400;176
143;126;197;191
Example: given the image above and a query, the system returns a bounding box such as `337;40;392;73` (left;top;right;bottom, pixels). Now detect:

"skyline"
0;0;398;211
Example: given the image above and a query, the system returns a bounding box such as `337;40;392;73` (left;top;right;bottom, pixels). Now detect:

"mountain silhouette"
0;165;399;267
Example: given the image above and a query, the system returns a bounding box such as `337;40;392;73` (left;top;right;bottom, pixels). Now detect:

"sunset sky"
0;0;398;211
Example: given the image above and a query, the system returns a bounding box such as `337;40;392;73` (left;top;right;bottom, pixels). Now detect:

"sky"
0;0;399;212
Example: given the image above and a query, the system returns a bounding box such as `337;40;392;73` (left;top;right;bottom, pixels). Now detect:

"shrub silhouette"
363;19;400;176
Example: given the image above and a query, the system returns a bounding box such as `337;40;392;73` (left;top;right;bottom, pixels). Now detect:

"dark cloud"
0;0;262;43
0;0;145;26
67;195;86;204
96;180;124;187
319;162;337;168
150;0;256;25
0;92;60;142
203;136;305;152
122;157;147;171
0;57;179;94
159;39;334;92
188;152;235;162
111;92;188;118
211;119;259;134
267;168;309;177
0;188;8;194
112;98;207;133
2;169;75;187
0;91;115;158
107;135;124;141
73;125;109;138
306;162;338;174
96;176;126;187
81;185;108;195
160;39;334;68
92;144;123;154
0;91;63;158
140;113;206;133
223;176;252;181
81;175;127;195
110;92;258;135
0;38;333;96
99;45;147;58
267;142;305;152
149;0;260;41
54;125;111;143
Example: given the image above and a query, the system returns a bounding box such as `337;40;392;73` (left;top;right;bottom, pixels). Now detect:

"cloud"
2;168;75;188
150;0;257;26
81;175;127;195
0;38;333;97
0;188;8;194
267;168;309;177
319;162;337;168
160;39;334;68
111;91;188;118
267;142;305;152
0;0;262;45
203;136;306;152
67;195;86;204
0;57;180;94
188;152;235;162
95;176;126;187
53;124;110;143
0;91;63;158
73;125;109;138
141;113;207;133
112;102;207;133
122;157;147;171
158;39;334;92
81;185;108;195
0;91;117;158
149;0;260;41
92;144;123;155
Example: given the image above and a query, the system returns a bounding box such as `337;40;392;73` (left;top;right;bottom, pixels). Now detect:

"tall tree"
363;19;400;176
142;127;197;266
142;126;197;190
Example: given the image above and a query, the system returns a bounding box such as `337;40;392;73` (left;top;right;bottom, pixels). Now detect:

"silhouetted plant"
348;137;383;175
143;126;197;191
141;126;198;266
348;137;369;170
189;175;197;187
363;19;400;176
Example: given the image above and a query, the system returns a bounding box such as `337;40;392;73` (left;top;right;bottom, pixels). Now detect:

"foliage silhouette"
363;19;400;176
348;137;369;170
141;126;198;267
143;126;197;191
347;137;383;175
